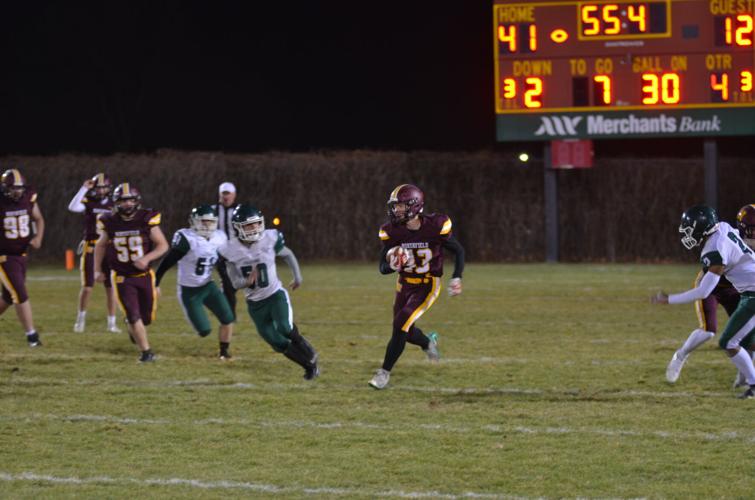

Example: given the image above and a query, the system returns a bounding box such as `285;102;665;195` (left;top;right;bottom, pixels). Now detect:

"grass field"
1;263;753;499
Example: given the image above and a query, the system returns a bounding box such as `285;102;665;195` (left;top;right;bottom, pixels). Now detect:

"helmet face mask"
112;183;142;219
1;169;26;201
189;204;219;239
679;205;719;250
231;204;265;243
387;184;424;224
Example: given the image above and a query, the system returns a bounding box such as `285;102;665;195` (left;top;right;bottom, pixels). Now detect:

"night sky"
1;2;752;157
1;1;495;154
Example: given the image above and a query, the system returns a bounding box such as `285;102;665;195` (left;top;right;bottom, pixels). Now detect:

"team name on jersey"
4;209;28;216
92;208;111;215
402;242;429;249
114;230;141;237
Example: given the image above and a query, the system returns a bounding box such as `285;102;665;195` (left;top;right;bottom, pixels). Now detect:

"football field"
1;263;752;499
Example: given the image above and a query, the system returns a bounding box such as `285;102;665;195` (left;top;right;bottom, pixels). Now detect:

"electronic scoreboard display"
494;0;755;141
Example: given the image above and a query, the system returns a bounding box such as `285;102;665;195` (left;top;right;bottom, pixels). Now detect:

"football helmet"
189;204;219;239
90;173;112;200
1;169;26;201
112;183;141;218
679;205;719;250
231;204;265;242
387;184;424;224
736;204;755;247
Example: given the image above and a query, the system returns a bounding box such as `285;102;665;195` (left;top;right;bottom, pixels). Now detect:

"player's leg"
717;295;755;398
247;298;288;351
178;284;213;337
715;288;752;387
115;276;153;360
265;289;319;379
370;279;441;389
666;294;717;383
203;282;235;359
220;270;237;322
0;255;40;346
75;243;95;332
102;260;119;332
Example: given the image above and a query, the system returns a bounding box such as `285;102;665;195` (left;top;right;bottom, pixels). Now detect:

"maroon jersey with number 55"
0;188;38;255
98;208;161;275
378;213;453;278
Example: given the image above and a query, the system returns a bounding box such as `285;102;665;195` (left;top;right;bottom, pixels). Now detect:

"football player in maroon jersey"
0;169;45;347
68;173;120;333
369;184;465;389
93;183;169;362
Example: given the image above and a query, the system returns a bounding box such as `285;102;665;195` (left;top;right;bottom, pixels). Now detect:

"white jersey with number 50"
174;228;227;288
218;229;286;302
699;221;755;293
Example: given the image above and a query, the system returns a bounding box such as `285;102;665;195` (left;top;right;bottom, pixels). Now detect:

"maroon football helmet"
112;183;141;218
1;169;26;201
737;204;755;244
90;172;113;200
387;184;424;224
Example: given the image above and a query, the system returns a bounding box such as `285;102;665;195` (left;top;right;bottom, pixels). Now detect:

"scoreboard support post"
543;142;559;262
703;139;718;211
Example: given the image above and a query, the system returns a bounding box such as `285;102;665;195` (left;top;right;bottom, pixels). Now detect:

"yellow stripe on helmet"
389;184;407;202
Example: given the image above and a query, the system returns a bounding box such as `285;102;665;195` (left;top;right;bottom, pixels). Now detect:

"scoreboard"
494;0;755;141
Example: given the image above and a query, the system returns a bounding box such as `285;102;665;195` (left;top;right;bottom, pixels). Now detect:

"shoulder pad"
146;210;162;226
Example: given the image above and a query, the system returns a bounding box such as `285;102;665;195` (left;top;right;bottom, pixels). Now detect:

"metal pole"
544;142;558;262
703;139;718;210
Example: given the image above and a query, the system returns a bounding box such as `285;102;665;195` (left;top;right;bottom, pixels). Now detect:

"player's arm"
29;202;44;249
68;181;92;213
135;225;169;271
277;246;303;289
379;244;395;275
218;255;250;290
93;225;110;282
154;232;190;287
442;235;465;296
652;265;724;305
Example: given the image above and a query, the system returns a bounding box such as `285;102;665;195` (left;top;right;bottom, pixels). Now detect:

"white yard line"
1;412;752;445
0;471;526;499
2;375;733;399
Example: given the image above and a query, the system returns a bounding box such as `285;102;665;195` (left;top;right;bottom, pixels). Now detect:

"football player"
155;204;235;359
217;204;319;379
68;173;120;333
652;205;755;399
369;184;465;390
0;169;45;347
666;204;755;386
93;183;169;362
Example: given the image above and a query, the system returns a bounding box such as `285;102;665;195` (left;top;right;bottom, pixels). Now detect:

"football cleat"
423;332;440;362
733;370;748;389
107;324;122;334
219;351;232;361
665;350;688;383
27;332;42;347
73;320;85;333
737;386;755;399
138;351;156;363
304;363;320;381
368;368;390;389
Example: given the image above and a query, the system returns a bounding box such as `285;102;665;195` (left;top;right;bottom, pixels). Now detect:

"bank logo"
534;116;583;136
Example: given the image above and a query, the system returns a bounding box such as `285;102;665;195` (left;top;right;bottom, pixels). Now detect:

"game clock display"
494;0;755;141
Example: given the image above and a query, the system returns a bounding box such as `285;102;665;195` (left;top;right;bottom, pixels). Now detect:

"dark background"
1;1;752;158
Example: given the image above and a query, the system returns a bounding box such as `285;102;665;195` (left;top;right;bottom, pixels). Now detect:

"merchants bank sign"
496;108;755;141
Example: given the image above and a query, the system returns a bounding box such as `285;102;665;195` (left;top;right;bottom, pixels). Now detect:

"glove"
448;277;462;297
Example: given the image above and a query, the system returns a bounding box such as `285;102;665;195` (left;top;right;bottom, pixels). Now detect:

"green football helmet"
231;204;265;242
679;205;719;250
189;204;218;239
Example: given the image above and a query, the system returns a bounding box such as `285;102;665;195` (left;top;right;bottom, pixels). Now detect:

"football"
386;246;407;270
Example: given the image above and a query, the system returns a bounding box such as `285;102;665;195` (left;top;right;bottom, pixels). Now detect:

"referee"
214;182;238;319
